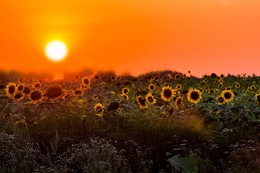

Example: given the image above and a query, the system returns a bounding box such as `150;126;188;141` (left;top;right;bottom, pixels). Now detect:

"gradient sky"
0;0;260;77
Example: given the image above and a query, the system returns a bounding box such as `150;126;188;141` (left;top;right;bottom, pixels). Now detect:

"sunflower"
73;88;83;96
220;74;225;78
214;79;219;84
175;74;182;80
175;96;183;108
145;93;156;105
154;76;160;81
33;82;41;88
94;103;104;117
23;86;31;95
5;82;17;98
121;94;129;101
108;102;120;111
136;95;148;109
205;88;211;94
219;78;224;84
221;89;234;103
250;85;257;93
81;77;90;86
14;92;24;101
216;96;225;104
94;75;99;80
175;84;182;90
111;76;116;81
80;84;88;90
17;84;24;92
235;82;240;88
148;83;155;91
29;90;43;103
218;83;223;88
161;86;176;102
45;85;63;99
187;88;202;104
181;89;189;95
255;93;260;104
211;73;217;78
121;87;129;95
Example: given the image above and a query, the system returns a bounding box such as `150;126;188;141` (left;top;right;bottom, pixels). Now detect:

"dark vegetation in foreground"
0;70;260;173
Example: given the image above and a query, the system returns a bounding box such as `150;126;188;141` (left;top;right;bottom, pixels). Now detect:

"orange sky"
0;0;260;77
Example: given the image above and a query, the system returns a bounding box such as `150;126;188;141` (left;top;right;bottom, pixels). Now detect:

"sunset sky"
0;0;260;77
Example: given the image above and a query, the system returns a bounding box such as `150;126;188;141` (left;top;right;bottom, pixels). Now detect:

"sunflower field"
0;70;259;173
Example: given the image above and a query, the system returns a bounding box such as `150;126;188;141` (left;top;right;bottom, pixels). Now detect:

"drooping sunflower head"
14;92;24;101
145;93;156;105
45;85;63;99
175;96;183;108
221;89;234;103
218;83;223;88
187;88;202;104
255;93;260;105
154;76;160;81
175;84;182;90
0;84;5;90
29;90;43;104
23;86;31;95
5;82;17;98
108;102;120;111
94;103;104;117
136;95;148;109
122;87;129;95
81;77;90;86
218;78;224;84
148;83;155;91
161;86;176;102
211;73;217;78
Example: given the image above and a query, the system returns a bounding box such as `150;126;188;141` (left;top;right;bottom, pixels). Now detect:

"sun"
45;40;68;62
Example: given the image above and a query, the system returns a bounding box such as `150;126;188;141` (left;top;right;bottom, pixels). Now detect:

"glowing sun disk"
45;41;68;62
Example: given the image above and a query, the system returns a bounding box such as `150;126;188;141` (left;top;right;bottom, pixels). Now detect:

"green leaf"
168;156;199;173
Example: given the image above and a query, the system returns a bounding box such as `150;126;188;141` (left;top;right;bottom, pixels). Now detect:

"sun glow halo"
45;41;68;62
